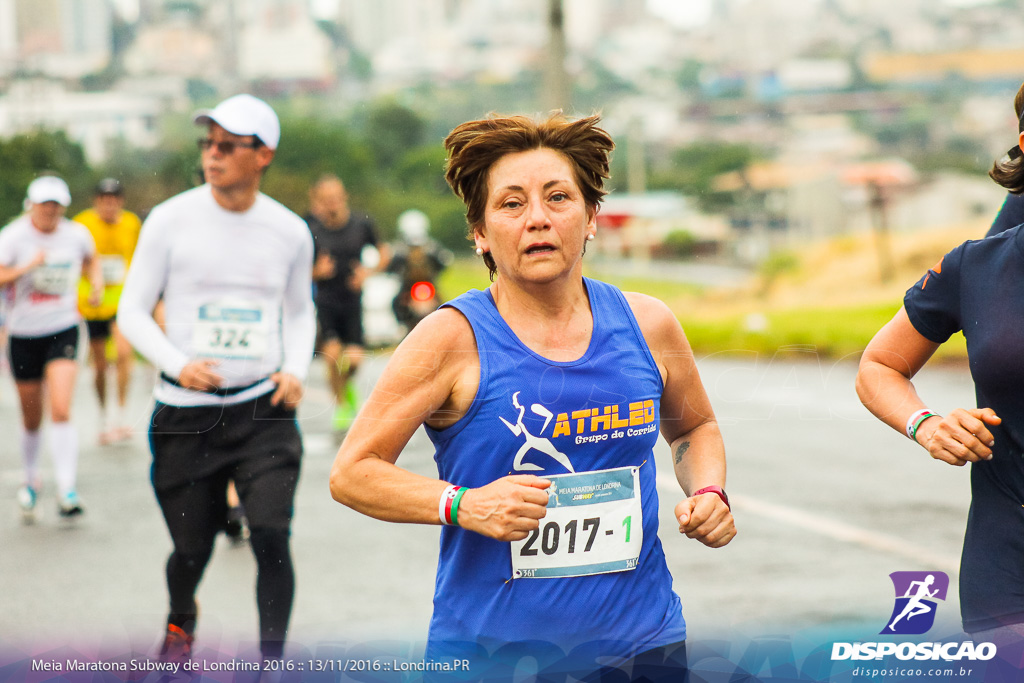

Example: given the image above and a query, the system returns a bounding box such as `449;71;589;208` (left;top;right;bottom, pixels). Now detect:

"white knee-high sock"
21;428;41;487
49;422;79;498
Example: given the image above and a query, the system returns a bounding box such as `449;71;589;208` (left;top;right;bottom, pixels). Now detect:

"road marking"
657;473;960;574
303;432;337;454
302;386;335;404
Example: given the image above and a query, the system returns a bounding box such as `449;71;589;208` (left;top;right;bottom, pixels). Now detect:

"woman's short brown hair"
444;113;614;279
990;81;1024;194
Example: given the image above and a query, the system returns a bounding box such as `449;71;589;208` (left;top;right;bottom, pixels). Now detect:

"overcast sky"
112;0;1000;29
646;0;712;27
111;0;714;26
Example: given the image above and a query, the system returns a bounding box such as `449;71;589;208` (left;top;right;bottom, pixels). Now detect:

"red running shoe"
158;623;194;661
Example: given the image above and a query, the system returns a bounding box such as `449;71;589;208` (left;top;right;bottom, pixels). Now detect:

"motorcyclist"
388;210;452;331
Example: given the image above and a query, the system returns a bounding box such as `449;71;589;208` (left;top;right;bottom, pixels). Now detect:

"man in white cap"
117;94;316;662
0;175;103;522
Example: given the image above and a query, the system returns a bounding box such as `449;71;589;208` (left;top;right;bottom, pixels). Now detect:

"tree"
264;117;376;213
649;141;758;213
0;132;90;225
99;137;199;216
363;100;427;175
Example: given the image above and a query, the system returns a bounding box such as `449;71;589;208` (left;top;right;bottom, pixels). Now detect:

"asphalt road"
0;345;977;673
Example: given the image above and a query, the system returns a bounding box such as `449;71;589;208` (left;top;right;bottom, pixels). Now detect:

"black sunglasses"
197;137;262;155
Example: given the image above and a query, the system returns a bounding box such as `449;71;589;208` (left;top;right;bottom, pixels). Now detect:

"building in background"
125;0;334;92
0;79;161;162
0;0;113;78
0;0;1020;254
0;0;16;71
236;0;335;90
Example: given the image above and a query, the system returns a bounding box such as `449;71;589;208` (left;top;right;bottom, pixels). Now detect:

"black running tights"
160;471;296;659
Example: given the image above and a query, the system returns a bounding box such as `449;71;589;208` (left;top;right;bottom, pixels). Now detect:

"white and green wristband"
438;484;467;526
906;408;939;442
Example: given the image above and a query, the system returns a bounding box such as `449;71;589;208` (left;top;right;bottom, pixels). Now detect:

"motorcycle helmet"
397;209;430;246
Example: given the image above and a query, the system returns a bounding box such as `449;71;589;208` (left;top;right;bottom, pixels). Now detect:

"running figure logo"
881;571;949;635
500;392;575;473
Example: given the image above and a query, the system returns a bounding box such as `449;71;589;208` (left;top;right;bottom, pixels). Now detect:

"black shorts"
85;318;114;340
316;303;364;347
9;326;79;381
149;391;303;535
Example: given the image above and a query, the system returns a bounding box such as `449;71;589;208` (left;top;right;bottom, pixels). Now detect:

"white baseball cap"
27;176;71;207
193;94;280;150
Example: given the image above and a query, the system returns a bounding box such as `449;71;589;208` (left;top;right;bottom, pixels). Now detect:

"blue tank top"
425;277;687;660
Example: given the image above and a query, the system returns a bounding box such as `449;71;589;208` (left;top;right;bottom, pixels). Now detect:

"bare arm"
82;251;104;306
350;242;393;290
626;292;736;548
328;307;551;541
375;242;392;273
0;251;44;286
311;252;335;281
856;306;1000;466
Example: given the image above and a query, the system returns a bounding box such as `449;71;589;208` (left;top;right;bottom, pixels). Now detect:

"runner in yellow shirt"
75;178;142;444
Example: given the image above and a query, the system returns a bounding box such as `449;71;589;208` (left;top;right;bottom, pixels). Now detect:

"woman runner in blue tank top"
330;113;736;681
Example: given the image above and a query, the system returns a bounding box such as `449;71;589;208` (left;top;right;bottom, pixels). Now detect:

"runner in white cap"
0;175;103;522
118;93;315;662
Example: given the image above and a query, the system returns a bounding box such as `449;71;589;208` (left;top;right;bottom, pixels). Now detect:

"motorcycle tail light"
411;281;435;302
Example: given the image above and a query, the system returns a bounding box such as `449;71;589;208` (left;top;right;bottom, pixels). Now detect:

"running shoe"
344;381;361;414
57;491;84;518
332;382;361;432
99;426;132;445
17;485;37;523
332;402;355;432
158;623;194;661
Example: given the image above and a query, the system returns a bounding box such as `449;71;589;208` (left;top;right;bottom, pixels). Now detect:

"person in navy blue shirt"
857;80;1024;650
986;193;1024;237
987;86;1024;238
329;113;735;681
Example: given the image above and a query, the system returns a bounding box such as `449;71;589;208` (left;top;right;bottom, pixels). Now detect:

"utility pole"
868;181;895;283
626;118;647;194
223;0;240;94
543;0;569;113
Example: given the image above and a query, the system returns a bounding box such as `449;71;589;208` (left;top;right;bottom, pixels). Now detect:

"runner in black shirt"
857;80;1024;656
986;193;1024;238
306;174;389;431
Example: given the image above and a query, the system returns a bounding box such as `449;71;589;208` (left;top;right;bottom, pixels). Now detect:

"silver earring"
587;233;595;241
475;247;484;256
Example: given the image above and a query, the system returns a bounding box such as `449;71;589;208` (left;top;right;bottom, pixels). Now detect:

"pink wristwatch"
692;485;730;510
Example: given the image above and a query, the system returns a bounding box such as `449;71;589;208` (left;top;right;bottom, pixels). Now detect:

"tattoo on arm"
673;441;690;466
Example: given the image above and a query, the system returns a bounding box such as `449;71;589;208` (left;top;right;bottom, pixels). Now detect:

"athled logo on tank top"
501;391;656;472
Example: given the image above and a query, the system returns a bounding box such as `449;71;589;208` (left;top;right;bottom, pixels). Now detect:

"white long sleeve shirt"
118;185;316;407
